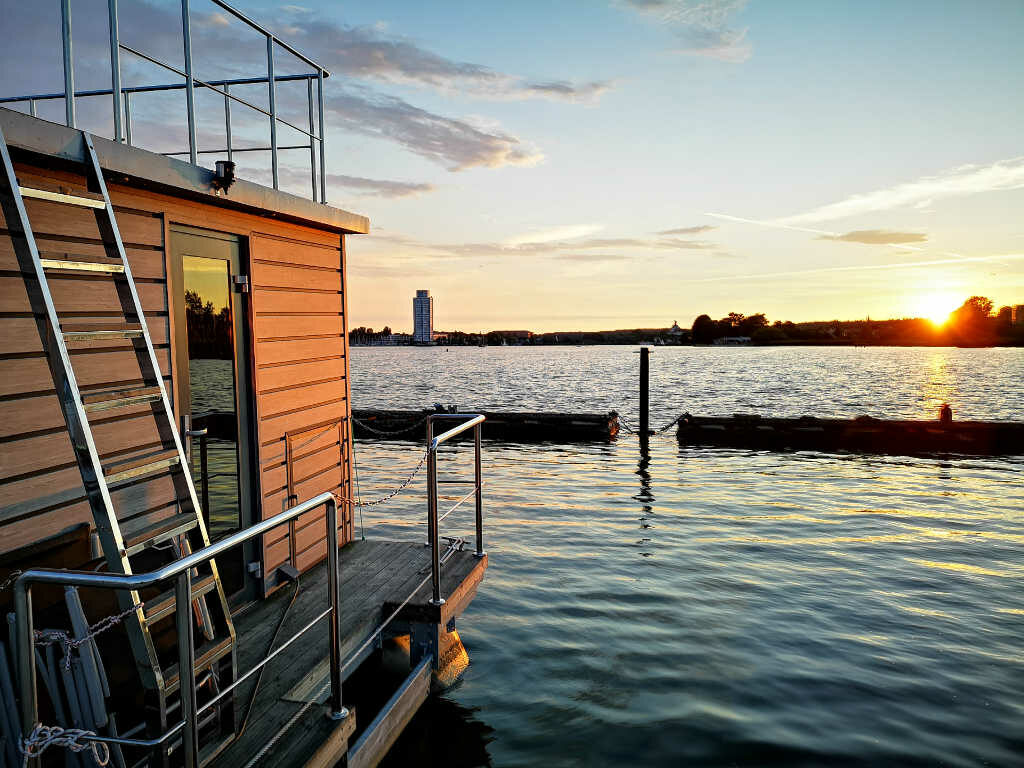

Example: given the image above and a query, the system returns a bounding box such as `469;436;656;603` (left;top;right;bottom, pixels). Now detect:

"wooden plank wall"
0;157;354;588
0;163;174;555
251;233;351;592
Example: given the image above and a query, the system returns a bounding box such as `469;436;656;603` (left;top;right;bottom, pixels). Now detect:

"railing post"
14;580;38;767
60;0;75;128
199;433;209;520
325;496;349;720
317;68;326;203
224;83;233;163
124;91;133;145
474;423;484;558
29;100;36;118
175;571;198;768
108;0;123;142
267;35;279;189
307;78;316;202
181;0;197;165
428;444;443;607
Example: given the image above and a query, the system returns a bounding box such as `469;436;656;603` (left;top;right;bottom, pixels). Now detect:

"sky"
3;0;1024;332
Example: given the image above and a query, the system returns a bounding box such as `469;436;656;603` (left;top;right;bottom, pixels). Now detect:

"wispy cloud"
778;157;1024;225
818;230;928;245
504;224;604;247
656;224;717;235
622;0;751;62
324;173;435;198
325;87;543;171
690;253;1024;283
284;19;612;102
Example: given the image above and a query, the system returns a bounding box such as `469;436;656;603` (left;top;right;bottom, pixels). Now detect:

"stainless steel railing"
0;0;330;203
425;414;486;606
12;491;348;768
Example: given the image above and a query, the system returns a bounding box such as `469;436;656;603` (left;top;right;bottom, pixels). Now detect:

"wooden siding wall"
0;158;354;587
0;165;172;555
251;234;352;592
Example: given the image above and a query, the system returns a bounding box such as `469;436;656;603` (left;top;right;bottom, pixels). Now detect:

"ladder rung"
103;448;180;485
82;385;163;413
18;186;107;209
41;258;124;274
62;322;145;342
144;574;218;625
163;636;234;695
121;512;196;556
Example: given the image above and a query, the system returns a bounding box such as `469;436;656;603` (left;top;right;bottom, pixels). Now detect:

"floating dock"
353;409;619;442
675;413;1024;456
214;539;487;768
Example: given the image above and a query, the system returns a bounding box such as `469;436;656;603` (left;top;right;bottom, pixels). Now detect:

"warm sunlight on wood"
913;293;960;326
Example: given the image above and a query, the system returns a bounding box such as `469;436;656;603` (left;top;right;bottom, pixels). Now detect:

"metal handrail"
13;491;348;768
425;414;486;606
0;0;330;203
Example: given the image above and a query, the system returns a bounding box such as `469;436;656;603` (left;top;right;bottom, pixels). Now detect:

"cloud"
779;157;1024;225
325;88;543;171
819;230;928;245
623;0;751;62
504;224;604;246
284;20;612;102
324;173;435;198
554;253;630;262
656;224;717;235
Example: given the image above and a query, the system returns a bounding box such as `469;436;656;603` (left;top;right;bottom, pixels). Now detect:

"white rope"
21;724;110;767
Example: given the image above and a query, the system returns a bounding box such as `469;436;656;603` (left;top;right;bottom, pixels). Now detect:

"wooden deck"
209;539;487;768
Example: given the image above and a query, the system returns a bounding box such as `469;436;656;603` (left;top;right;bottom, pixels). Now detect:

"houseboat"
0;3;488;767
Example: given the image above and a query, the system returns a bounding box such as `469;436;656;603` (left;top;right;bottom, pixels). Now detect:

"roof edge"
0;108;369;235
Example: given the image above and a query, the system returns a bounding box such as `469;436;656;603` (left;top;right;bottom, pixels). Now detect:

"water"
348;346;1024;767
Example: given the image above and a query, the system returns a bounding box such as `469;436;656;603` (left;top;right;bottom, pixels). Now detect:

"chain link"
352;414;431;437
338;447;430;508
21;724;110;766
34;602;143;670
0;569;23;592
615;411;689;438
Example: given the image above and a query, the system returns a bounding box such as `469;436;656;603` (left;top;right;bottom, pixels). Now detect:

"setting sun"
912;293;961;326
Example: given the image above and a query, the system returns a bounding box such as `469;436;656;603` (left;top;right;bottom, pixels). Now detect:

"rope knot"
21;724;110;766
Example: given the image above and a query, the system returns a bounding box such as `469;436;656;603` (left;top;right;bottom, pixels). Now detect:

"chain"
21;724;110;766
615;411;689;438
352;414;430;437
338;447;429;508
34;602;143;670
1;569;23;592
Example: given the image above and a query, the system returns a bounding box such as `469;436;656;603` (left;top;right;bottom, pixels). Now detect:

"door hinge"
232;275;250;293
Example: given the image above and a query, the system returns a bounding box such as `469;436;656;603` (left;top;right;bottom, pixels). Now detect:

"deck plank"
208;538;486;768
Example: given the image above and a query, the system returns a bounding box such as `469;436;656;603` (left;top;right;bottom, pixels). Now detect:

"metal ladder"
0;126;237;761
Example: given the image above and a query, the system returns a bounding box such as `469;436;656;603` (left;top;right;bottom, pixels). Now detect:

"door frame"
169;223;259;607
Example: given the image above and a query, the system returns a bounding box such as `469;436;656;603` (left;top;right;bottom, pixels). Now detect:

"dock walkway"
211;539;487;768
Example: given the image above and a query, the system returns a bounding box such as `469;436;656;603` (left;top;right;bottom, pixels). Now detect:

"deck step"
82;385;163;413
41;258;124;273
18;185;107;209
62;322;144;342
144;574;218;625
103;448;180;485
121;512;196;556
163;636;234;695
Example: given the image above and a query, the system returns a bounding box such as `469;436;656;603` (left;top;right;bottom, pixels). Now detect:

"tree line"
691;296;1023;347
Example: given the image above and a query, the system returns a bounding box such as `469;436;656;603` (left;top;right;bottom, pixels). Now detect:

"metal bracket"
232;274;249;293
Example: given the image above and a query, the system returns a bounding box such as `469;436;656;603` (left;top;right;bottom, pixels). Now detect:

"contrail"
705;211;929;253
689;253;1024;283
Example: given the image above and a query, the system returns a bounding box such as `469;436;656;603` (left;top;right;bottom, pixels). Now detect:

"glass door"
171;225;255;603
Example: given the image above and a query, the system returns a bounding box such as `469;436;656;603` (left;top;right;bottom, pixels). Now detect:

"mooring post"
639;346;651;438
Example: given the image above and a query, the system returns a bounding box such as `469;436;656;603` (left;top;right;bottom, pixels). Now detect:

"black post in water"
639;346;650;438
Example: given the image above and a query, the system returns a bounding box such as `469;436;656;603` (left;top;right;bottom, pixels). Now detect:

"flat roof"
1;107;369;235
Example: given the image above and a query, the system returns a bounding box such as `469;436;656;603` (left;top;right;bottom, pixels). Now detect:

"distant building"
667;321;684;338
413;289;433;343
1014;305;1024;326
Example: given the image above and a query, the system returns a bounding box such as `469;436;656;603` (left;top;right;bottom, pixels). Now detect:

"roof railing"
0;0;330;203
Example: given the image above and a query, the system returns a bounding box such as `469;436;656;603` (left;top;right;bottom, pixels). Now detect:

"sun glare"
913;293;959;326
